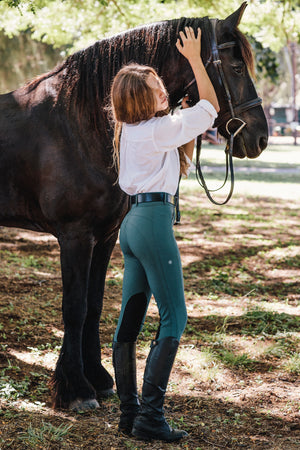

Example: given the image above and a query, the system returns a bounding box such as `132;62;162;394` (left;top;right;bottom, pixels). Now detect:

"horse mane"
25;17;255;134
52;17;203;134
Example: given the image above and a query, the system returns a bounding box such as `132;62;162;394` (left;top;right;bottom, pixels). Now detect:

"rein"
183;18;262;205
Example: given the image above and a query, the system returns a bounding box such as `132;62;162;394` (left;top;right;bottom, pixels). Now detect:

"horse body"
0;3;268;410
0;66;125;409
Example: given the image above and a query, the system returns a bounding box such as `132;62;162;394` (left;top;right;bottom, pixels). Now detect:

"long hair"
110;63;189;176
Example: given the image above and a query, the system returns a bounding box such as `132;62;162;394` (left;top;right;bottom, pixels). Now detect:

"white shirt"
119;99;218;196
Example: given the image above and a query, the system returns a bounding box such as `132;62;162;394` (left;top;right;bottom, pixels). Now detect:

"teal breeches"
114;201;187;343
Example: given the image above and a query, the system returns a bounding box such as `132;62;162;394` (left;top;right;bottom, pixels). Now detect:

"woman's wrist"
187;56;205;75
188;56;204;69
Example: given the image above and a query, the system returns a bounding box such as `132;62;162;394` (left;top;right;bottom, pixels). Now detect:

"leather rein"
183;18;262;205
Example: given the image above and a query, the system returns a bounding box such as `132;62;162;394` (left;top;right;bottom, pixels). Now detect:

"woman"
110;27;219;442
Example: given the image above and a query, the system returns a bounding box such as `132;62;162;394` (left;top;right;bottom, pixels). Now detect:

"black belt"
130;192;176;206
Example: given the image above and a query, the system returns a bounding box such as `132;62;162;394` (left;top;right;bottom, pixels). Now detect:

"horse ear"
222;1;248;31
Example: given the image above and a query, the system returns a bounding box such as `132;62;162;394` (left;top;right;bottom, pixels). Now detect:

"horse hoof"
69;398;100;412
98;388;115;398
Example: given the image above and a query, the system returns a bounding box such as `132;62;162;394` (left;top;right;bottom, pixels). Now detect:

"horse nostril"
259;136;268;151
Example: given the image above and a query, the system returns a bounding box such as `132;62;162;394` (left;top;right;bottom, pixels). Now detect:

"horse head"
214;3;268;158
167;2;268;159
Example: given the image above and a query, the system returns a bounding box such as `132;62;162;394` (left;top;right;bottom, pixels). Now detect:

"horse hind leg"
82;233;118;400
51;232;100;411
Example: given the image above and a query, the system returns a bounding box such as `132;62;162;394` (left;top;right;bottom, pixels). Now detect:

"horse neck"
99;23;176;87
96;17;207;90
55;17;209;138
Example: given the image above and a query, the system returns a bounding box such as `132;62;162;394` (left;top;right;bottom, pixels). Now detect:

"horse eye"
232;64;244;75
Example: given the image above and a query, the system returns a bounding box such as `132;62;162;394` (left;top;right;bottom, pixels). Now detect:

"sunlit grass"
178;346;221;382
283;353;300;374
181;143;300;200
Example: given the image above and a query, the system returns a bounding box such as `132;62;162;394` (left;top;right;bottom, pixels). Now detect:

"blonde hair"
110;63;189;176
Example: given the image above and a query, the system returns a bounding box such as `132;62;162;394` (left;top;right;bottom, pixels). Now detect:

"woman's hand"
176;27;201;63
181;95;190;109
175;25;220;113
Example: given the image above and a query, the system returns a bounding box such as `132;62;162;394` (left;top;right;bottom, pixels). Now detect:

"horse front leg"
52;233;99;411
82;232;118;399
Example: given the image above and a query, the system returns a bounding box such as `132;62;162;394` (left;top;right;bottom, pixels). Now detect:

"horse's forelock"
234;29;255;79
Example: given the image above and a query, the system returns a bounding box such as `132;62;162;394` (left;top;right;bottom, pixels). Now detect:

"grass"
182;142;300;200
0;249;60;282
283;353;300;374
0;141;299;449
241;309;300;336
177;141;300;383
19;421;73;447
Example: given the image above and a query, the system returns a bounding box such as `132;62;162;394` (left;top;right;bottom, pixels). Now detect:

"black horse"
0;3;268;410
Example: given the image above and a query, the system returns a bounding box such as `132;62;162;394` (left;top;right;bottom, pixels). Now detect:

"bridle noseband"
182;18;262;205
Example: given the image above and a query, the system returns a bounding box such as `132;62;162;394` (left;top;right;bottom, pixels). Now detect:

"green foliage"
241;309;300;336
265;336;300;358
0;29;60;92
0;0;299;54
141;318;159;339
251;38;280;83
0;362;31;400
0;249;59;273
216;349;257;370
0;0;298;91
244;0;300;52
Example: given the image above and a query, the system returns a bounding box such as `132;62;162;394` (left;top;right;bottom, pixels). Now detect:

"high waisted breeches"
114;201;187;343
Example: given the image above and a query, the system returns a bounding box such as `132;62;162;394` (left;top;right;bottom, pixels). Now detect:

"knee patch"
116;292;148;342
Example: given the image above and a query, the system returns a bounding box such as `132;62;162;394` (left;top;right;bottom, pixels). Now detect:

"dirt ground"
0;191;299;449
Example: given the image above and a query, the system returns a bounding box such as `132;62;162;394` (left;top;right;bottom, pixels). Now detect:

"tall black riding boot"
132;337;188;442
113;341;140;434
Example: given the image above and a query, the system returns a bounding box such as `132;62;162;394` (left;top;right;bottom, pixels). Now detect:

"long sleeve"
152;99;217;152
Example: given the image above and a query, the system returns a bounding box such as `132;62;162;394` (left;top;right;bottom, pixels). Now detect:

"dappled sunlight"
264;245;300;260
185;294;247;318
1;144;300;448
0;397;47;413
233;181;300;200
49;327;64;339
265;268;300;282
210;376;299;419
176;346;224;385
8;347;58;371
11;231;57;244
255;300;300;316
0;397;77;420
179;250;202;267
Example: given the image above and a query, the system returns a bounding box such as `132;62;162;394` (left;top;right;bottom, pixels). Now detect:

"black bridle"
183;18;262;205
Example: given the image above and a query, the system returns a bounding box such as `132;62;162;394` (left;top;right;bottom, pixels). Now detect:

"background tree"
0;0;299;52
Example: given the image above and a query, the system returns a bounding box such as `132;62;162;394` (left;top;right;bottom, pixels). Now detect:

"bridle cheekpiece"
182;18;262;205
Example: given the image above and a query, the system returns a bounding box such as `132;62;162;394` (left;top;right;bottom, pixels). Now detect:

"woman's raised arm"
176;27;220;113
